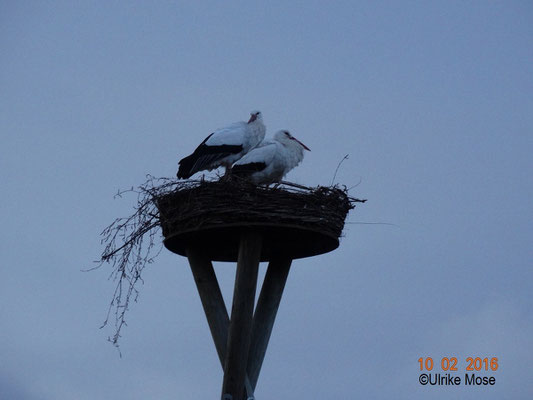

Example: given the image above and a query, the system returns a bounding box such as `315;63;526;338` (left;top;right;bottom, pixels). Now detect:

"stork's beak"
293;138;310;151
248;113;257;123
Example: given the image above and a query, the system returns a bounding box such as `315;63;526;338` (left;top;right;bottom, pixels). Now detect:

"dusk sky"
1;1;532;399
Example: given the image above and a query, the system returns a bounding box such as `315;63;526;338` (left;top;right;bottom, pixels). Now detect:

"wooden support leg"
186;247;229;368
247;257;292;391
186;247;254;397
221;232;262;400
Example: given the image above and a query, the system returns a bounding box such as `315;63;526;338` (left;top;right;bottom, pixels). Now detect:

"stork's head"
248;110;262;123
277;130;311;151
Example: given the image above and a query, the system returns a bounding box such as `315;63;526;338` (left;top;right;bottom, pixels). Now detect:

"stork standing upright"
177;111;266;179
231;130;310;184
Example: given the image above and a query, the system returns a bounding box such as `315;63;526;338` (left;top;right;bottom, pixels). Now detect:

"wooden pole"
221;232;262;400
247;257;292;391
186;247;254;397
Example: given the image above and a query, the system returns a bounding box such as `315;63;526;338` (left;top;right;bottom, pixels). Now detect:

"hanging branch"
91;176;181;349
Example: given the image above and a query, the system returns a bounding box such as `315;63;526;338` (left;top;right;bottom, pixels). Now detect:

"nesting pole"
156;180;356;399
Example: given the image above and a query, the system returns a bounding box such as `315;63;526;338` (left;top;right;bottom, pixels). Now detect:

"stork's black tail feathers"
176;132;244;179
177;154;196;179
231;162;266;176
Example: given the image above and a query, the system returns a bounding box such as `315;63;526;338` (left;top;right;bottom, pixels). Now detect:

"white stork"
177;111;266;179
231;130;310;184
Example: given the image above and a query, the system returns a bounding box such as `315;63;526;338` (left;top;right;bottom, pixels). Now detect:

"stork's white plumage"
177;111;266;179
231;130;310;184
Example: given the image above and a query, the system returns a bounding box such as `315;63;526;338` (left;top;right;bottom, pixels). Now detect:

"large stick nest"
157;178;364;261
158;179;357;239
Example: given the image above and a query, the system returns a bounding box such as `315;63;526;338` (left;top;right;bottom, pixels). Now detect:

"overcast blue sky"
1;1;532;399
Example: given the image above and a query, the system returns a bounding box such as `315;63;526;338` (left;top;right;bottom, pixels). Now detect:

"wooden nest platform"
156;179;361;262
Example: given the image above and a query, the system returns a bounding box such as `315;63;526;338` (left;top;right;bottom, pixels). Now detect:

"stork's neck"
281;140;305;169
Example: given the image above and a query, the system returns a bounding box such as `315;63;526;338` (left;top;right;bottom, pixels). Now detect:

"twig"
331;154;349;186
